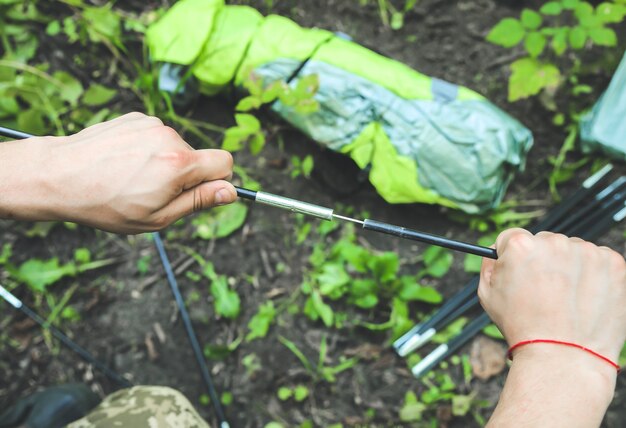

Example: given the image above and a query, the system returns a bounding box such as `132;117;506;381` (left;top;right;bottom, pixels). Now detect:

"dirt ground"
1;0;626;426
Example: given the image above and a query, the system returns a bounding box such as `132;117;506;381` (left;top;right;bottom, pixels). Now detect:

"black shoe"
0;383;101;428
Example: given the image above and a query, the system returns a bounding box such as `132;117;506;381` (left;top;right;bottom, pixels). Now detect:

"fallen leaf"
470;336;507;380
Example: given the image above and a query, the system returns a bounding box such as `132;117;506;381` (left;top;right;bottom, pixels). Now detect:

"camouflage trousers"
67;386;211;428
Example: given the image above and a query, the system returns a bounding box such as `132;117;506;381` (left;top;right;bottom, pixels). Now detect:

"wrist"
511;343;617;404
0;136;66;221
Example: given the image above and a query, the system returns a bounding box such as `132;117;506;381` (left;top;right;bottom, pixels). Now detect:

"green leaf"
294;385;309;401
562;0;580;10
221;392;233;406
17;109;46;136
249;132;265;155
246;301;276;341
0;243;12;265
13;258;76;293
399;391;426;422
540;2;563;15
353;293;378;309
46;20;61;36
53;71;83;105
367;252;399;282
398;278;442;303
391;11;404;30
317;263;351;297
568;26;587;49
235;113;261;133
588;27;617;46
524;32;546;57
486;18;525;47
235;96;261;111
432;317;468;343
596;3;626;23
222;127;248;152
192;202;248;240
74;248;91;264
422;246;453;278
82;84;117;106
301;155;314;178
452;394;473;417
521;9;542;29
574;2;595;26
508;57;561;101
210;277;241;319
312;291;334;327
277;387;292;401
551;28;568;55
83;5;123;48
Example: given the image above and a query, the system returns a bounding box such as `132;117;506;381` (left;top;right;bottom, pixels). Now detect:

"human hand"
0;112;236;233
478;228;626;366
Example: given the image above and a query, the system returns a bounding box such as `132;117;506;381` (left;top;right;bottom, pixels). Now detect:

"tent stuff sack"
146;0;534;214
580;52;626;161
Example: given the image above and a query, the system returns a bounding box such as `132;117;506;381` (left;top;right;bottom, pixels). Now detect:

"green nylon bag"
147;0;534;213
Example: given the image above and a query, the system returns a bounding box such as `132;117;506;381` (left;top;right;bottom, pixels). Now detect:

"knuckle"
158;125;180;140
125;111;146;120
607;250;626;271
507;232;533;249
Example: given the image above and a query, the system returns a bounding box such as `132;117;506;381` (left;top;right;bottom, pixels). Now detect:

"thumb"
157;180;238;223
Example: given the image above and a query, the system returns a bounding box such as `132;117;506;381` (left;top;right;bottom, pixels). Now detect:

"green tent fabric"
580;52;626;161
146;0;534;213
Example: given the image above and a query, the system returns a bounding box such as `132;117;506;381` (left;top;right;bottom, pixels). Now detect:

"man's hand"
479;229;626;427
0;112;237;233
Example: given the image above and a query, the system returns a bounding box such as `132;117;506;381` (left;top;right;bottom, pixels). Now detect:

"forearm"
487;346;616;427
0;137;61;221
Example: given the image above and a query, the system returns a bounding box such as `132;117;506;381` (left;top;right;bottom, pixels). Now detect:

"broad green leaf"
524;32;546;57
349;278;377;297
562;0;580;9
540;2;563;15
551;28;568;55
574;2;595;26
353;293;378;309
17;109;46;136
235;96;261;111
46;20;61;36
422;246;453;278
588;27;617;46
14;258;76;292
596;3;626;23
235;113;261;133
83;5;123;48
74;248;91;264
249;132;265;155
222;127;248;152
312;291;334;327
317;263;350;297
192;202;248;240
521;9;542;30
367;252;399;282
452;394;473;417
301;155;314;178
398;278;442;303
277;387;292;401
486;18;525;47
246;301;276;341
82;84;117;106
210;276;240;319
399;391;425;422
293;385;309;402
508;57;561;101
53;71;83;105
568;26;587;49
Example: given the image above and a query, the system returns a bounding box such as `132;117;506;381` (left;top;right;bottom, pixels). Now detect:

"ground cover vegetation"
1;0;625;426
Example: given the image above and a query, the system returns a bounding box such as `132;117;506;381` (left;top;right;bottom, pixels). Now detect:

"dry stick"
410;196;626;378
393;166;615;356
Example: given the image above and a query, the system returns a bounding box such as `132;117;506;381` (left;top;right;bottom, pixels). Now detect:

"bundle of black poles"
394;165;626;377
0;128;230;428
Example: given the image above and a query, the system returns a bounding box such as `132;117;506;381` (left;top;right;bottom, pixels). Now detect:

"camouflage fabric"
67;386;210;428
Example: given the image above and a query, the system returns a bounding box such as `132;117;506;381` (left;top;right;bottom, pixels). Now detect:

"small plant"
290;155;314;179
222;72;320;154
277;384;309;402
486;0;626;102
359;0;420;30
278;335;358;384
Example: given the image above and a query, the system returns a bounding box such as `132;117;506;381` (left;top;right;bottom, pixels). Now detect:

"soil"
1;0;626;427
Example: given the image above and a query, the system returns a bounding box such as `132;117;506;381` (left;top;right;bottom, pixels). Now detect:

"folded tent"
146;0;534;213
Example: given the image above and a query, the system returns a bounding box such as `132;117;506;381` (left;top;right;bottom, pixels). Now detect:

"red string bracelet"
508;339;621;372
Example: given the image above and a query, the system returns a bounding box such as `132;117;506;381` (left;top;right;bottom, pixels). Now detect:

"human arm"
0;112;236;234
478;229;626;427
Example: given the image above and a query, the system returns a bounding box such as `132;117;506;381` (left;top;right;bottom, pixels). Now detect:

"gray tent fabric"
581;52;626;160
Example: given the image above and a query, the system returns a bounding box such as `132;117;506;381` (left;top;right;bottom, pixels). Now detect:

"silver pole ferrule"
255;191;334;221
